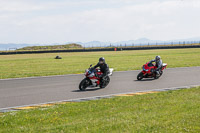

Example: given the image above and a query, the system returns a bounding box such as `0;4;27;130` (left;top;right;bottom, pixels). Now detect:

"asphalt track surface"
1;67;200;109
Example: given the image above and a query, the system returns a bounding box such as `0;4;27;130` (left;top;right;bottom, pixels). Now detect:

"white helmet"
155;56;161;61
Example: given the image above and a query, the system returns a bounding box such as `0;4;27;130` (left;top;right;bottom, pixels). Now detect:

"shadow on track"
72;87;103;92
134;78;155;82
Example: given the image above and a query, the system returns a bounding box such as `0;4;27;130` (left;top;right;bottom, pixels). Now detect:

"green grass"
0;87;200;132
1;48;200;79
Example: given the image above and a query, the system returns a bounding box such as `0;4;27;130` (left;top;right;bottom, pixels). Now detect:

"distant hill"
0;43;33;51
0;37;200;50
17;43;82;51
76;37;200;47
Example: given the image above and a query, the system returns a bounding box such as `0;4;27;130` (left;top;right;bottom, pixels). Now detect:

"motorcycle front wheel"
79;78;90;91
137;72;144;80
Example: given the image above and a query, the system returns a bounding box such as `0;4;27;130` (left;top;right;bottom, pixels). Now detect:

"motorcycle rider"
150;55;163;76
91;57;109;86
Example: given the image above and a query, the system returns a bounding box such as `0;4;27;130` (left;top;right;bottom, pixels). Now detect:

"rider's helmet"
99;57;105;64
155;55;161;62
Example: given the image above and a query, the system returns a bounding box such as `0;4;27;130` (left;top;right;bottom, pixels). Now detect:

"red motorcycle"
79;65;113;91
137;62;167;80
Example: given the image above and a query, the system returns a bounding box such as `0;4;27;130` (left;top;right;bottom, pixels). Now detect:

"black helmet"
99;57;105;64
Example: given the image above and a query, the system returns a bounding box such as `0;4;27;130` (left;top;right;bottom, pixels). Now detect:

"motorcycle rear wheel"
79;78;90;91
160;71;163;76
100;76;110;88
154;71;163;79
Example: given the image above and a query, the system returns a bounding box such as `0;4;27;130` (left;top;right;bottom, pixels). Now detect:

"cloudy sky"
0;0;200;44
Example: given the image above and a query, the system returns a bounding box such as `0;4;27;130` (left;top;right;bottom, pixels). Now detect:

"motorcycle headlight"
143;66;149;71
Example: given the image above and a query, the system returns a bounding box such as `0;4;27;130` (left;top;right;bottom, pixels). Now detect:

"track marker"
116;93;136;96
14;106;38;110
14;103;56;110
35;104;55;107
116;91;159;96
55;102;73;104
9;102;72;111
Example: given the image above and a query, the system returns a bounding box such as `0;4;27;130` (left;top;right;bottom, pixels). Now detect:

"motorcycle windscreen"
147;63;154;67
144;65;149;70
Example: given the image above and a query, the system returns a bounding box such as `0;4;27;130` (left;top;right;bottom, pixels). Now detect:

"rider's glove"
88;71;92;74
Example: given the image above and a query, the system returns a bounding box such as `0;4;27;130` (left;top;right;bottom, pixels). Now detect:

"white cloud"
0;0;200;43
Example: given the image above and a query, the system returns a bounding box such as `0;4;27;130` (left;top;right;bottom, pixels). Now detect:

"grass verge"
1;48;200;79
0;87;200;132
